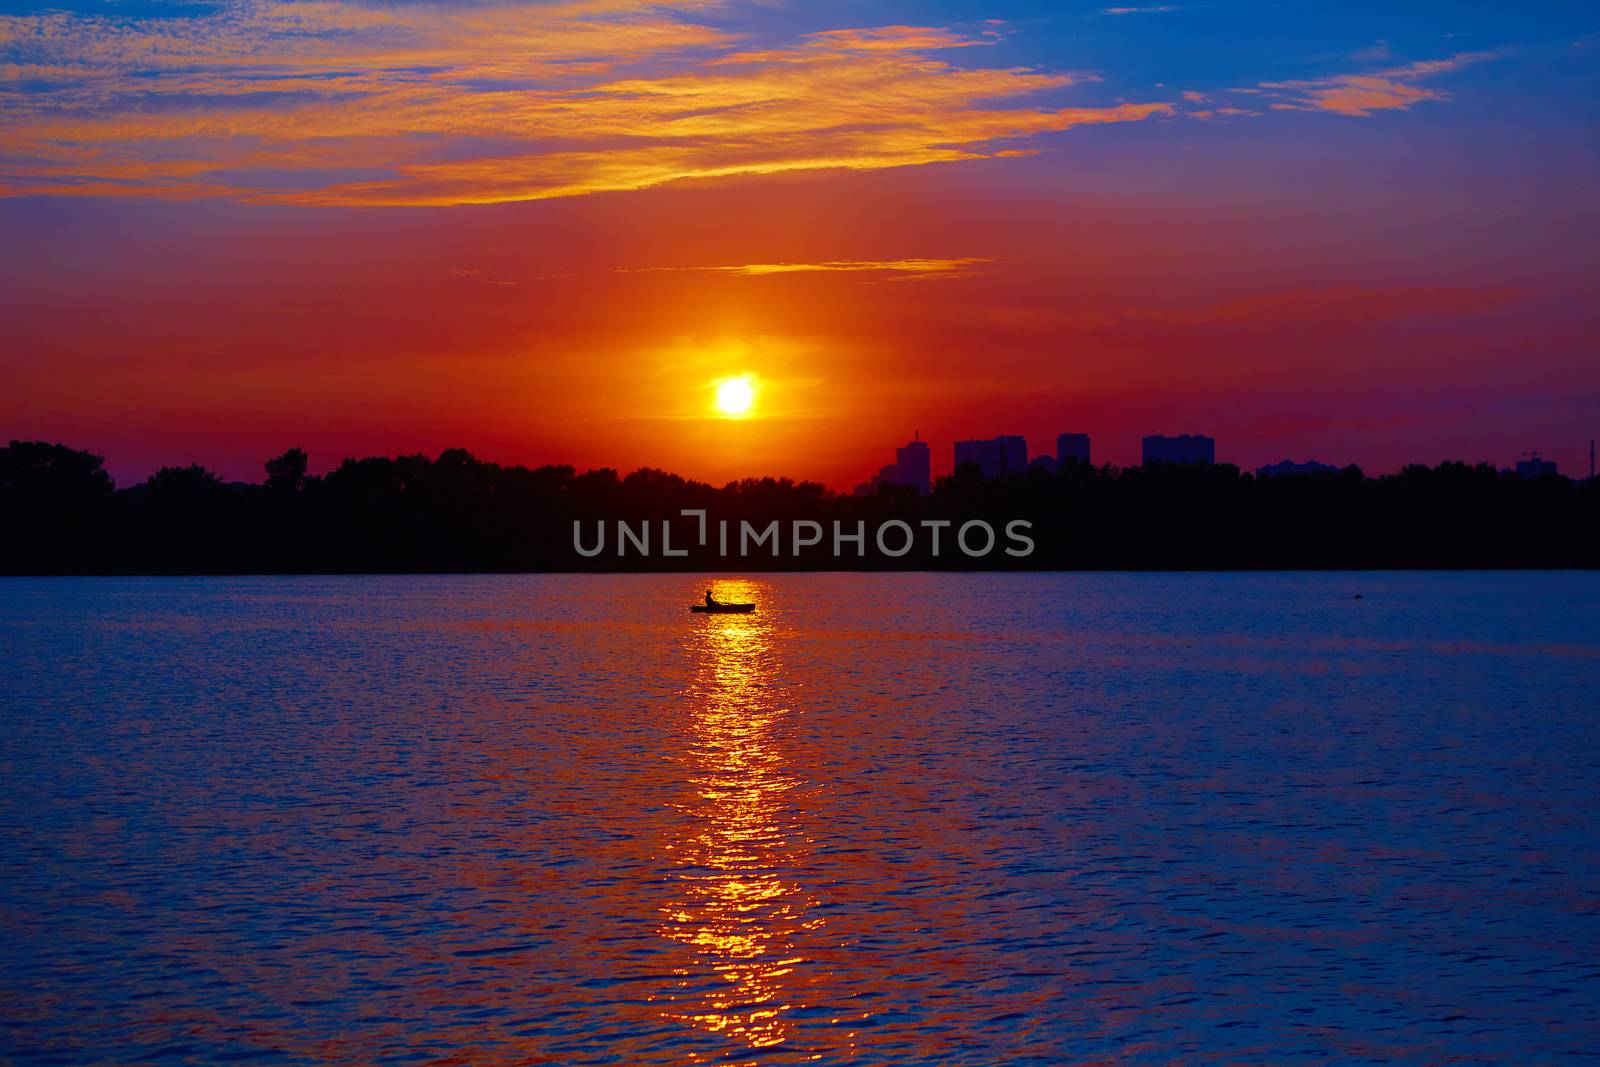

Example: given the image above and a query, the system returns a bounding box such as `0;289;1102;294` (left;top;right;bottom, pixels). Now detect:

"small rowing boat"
690;603;755;613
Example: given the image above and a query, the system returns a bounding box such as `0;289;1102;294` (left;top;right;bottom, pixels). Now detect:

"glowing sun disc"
715;375;755;416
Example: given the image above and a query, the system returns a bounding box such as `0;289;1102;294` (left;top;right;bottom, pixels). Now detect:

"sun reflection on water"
657;580;820;1055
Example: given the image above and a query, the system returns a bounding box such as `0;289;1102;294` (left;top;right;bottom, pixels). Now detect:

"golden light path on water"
655;580;828;1057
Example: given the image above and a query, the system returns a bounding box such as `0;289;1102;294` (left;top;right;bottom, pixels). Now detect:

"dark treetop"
2;441;1595;573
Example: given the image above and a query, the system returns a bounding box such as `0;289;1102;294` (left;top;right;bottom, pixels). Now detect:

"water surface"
1;573;1597;1064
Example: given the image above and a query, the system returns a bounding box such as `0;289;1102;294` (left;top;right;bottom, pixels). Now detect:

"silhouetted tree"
265;448;309;493
0;440;114;506
0;441;115;571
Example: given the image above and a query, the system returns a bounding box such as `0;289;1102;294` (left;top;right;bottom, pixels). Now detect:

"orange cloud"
1257;51;1495;116
1188;106;1253;120
0;2;1167;206
625;258;994;280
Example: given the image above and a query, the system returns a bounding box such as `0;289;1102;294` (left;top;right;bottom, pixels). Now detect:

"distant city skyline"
1143;434;1217;466
851;429;1587;492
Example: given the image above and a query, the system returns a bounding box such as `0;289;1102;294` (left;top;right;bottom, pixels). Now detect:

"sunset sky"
3;0;1596;488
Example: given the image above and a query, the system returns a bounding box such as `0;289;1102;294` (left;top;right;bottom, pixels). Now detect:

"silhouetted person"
704;589;716;608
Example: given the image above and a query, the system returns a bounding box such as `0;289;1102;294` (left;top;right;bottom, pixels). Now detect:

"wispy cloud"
0;2;1168;206
1348;41;1392;64
1100;5;1182;15
1257;51;1495;116
798;25;1005;52
625;258;994;280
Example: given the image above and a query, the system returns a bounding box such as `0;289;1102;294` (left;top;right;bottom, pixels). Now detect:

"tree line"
1;440;1595;573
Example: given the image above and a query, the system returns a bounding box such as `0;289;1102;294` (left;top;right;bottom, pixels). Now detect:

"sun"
714;375;756;417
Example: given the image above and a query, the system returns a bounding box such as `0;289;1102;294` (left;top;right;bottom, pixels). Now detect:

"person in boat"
704;589;717;608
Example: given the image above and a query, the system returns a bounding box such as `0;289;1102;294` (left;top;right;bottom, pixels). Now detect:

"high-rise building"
1056;433;1091;467
853;433;933;495
1142;434;1215;466
1256;459;1339;477
953;435;1027;478
1516;453;1558;478
895;436;931;494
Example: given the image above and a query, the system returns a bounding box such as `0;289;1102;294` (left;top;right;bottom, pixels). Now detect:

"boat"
690;602;756;613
